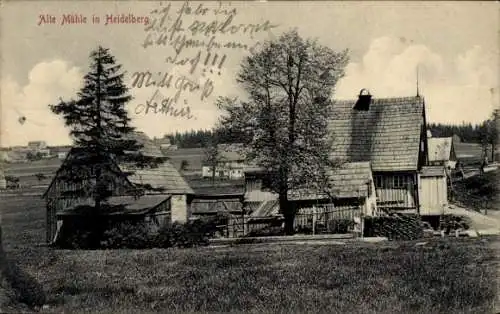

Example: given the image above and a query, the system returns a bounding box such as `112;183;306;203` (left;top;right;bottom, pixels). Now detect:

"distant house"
0;150;10;163
28;141;47;151
49;146;72;160
202;143;246;179
27;141;50;158
42;132;194;244
37;149;51;158
155;136;173;151
427;137;457;169
328;94;429;213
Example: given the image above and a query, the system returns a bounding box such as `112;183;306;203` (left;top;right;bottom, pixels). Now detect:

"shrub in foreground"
154;218;219;248
100;221;152;249
55;216;221;249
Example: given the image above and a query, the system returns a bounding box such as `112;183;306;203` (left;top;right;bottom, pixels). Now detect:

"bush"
55;221;101;249
55;215;221;249
364;214;423;240
246;225;284;237
100;221;153;249
155;218;219;248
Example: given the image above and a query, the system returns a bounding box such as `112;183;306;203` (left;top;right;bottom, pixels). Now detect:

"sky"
1;1;498;147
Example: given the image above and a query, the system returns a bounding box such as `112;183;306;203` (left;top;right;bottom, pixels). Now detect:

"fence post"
312;206;316;235
361;205;365;239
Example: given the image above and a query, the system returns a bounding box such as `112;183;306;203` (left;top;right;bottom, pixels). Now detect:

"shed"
42;132;194;244
428;137;457;169
418;166;448;216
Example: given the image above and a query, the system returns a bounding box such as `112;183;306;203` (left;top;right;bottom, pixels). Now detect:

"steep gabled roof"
328;96;425;172
428;137;454;162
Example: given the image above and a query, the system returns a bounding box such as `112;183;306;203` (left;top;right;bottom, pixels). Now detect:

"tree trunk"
280;192;295;235
491;143;495;162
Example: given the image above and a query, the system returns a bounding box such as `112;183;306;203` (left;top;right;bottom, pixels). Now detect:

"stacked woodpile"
363;213;423;240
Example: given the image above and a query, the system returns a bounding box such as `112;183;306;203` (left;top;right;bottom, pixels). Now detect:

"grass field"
455;142;491;166
1;195;498;313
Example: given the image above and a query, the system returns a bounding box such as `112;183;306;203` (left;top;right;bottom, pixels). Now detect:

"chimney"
353;89;372;111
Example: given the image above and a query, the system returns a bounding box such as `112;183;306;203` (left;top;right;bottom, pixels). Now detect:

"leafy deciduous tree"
217;30;349;234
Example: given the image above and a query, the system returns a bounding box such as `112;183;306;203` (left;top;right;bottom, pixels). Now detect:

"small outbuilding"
42;132;194;244
418;166;448;216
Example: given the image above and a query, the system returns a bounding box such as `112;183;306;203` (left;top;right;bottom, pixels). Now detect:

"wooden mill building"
328;94;429;213
42;132;194;244
329;92;448;215
244;91;448;219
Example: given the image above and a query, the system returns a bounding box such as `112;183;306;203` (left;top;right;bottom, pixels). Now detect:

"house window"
393;175;407;188
374;175;383;188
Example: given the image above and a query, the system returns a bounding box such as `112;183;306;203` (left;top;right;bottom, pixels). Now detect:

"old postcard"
0;1;499;313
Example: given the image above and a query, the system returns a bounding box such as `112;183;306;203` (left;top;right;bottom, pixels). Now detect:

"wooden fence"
220;205;363;238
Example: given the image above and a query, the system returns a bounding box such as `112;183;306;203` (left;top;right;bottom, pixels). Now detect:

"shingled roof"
125;131;164;157
119;132;193;194
328;96;425;172
289;161;373;200
120;162;194;195
245;162;374;201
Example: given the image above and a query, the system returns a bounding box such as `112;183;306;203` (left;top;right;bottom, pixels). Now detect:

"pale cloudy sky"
1;1;498;146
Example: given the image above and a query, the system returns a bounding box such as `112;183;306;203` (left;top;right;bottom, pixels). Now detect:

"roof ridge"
333;95;423;104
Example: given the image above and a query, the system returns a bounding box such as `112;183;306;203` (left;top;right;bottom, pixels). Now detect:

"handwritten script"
132;1;279;119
